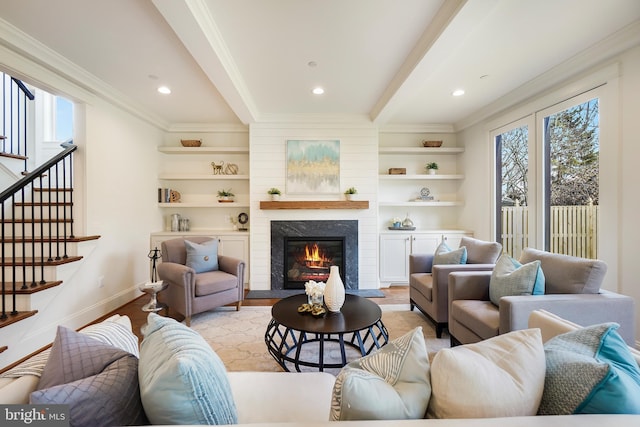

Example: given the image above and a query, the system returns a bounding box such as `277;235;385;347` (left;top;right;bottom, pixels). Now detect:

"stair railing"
1;72;35;173
0;142;76;321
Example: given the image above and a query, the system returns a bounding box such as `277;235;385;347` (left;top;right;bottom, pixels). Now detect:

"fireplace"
271;220;358;290
284;237;344;289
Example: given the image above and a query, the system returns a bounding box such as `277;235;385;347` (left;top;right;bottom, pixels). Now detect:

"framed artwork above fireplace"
286;139;340;194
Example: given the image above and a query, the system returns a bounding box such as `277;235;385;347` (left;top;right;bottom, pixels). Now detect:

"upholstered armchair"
448;247;636;346
409;237;503;337
158;237;245;326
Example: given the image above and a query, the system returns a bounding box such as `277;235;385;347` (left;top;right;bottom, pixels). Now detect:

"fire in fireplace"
284;237;344;289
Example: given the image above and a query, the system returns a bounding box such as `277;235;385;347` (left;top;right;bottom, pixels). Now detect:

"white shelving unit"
377;131;472;285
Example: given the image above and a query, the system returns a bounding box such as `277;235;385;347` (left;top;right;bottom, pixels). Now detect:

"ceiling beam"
152;0;257;125
371;0;467;125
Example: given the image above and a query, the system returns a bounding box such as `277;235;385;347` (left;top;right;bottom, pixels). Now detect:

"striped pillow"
331;327;431;420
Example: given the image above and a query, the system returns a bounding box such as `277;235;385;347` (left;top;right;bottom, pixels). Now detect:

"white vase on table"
324;265;345;312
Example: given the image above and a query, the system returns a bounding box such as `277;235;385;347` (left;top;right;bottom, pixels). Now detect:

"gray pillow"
489;254;545;306
185;238;219;273
30;326;147;427
519;247;606;294
459;237;502;264
433;241;467;265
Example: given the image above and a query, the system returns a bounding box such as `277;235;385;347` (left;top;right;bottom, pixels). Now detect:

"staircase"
0;73;99;355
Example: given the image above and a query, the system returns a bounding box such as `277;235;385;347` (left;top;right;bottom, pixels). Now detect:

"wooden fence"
501;203;599;259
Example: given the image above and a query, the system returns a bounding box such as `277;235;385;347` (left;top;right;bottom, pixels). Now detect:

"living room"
0;0;639;375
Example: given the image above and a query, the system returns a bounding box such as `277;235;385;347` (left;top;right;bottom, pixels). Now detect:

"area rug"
188;304;449;375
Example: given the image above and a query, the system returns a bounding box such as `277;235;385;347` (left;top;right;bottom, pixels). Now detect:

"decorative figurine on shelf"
211;160;224;175
148;247;162;282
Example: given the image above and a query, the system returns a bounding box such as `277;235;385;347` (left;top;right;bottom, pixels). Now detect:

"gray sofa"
409;237;502;337
448;247;636;346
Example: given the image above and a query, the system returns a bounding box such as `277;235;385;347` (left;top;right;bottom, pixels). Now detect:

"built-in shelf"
378;201;463;207
158;174;249;180
158;147;249;154
260;201;370;210
158;202;250;208
379;174;464;180
378;147;464;155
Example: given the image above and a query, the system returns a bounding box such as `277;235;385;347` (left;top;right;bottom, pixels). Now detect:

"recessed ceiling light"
452;89;465;97
312;87;325;95
157;86;171;95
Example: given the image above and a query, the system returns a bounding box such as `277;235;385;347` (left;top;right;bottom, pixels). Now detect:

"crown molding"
0;17;170;131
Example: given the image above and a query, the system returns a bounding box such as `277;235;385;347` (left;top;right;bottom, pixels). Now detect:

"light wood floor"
100;286;410;343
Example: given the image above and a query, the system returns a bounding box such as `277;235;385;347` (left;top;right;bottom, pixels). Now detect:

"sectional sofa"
1;311;639;426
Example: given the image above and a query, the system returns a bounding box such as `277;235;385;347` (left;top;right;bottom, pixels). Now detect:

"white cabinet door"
379;234;411;284
410;234;440;255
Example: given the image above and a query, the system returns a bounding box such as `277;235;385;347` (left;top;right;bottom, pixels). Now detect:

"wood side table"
265;294;388;372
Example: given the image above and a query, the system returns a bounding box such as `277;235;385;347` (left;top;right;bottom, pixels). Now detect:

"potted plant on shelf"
344;187;357;201
217;188;235;203
426;162;439;175
267;187;282;201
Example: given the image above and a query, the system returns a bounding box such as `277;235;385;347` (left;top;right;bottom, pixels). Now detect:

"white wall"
249;123;379;290
457;46;640;347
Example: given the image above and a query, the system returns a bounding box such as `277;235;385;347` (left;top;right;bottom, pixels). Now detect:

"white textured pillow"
428;328;545;418
331;327;431;420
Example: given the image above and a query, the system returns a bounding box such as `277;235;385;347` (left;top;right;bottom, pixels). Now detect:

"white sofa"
1;311;639;426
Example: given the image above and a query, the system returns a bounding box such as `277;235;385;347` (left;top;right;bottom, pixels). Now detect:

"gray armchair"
409;237;502;337
158;237;245;326
448;247;636;346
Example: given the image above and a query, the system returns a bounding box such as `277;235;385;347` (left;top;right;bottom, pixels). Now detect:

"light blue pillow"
538;323;640;415
489;254;545;306
185;239;219;273
433;241;467;265
331;327;431;420
138;313;237;425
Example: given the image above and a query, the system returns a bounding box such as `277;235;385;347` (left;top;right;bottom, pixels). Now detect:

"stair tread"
1;256;82;266
1;281;62;294
0;152;28;161
14;201;73;206
0;311;38;329
0;235;100;243
1;218;73;223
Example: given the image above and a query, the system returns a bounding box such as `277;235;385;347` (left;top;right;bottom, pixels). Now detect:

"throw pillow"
433;241;467;265
185;238;219;273
30;326;147;427
331;327;431;420
138;313;237;425
489;253;545;306
459;236;502;264
0;314;138;379
538;323;640;415
428;328;545;418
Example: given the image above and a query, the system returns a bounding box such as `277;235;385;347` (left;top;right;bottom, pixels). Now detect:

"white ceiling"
0;0;639;129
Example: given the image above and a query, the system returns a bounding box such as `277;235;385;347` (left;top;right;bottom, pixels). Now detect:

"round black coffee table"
265;294;388;372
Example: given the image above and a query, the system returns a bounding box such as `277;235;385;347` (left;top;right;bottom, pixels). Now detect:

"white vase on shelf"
324;265;345;312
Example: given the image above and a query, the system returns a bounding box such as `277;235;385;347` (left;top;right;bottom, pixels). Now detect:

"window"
494;123;530;258
54;96;73;142
494;93;600;259
542;98;599;257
